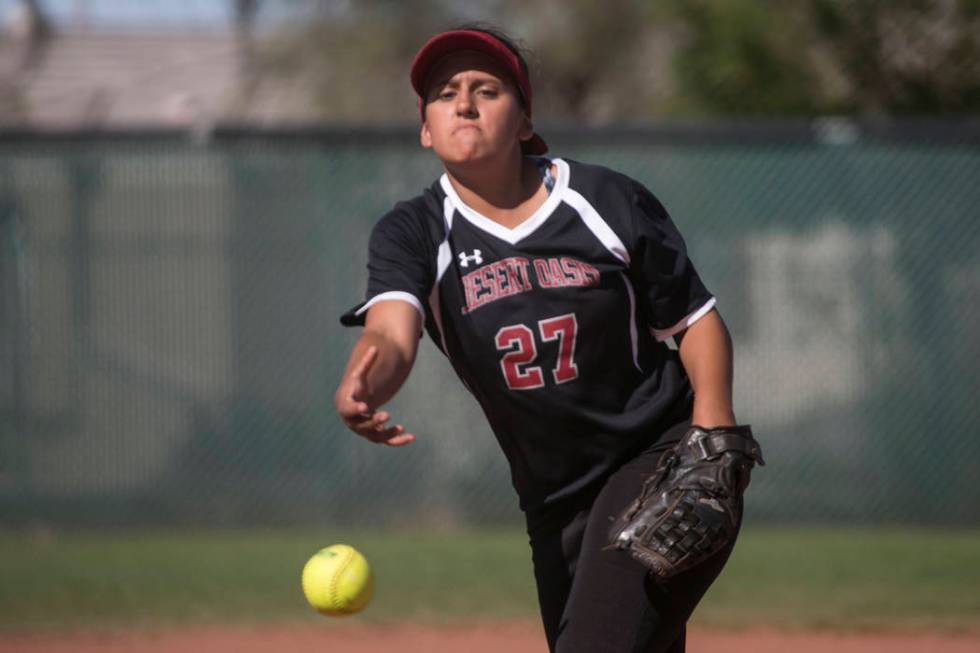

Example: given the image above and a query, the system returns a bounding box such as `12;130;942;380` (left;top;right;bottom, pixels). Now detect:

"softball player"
336;26;744;652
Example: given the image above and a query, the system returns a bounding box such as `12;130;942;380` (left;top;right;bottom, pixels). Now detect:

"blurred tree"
240;0;662;123
232;0;260;119
666;0;820;115
667;0;980;116
809;0;980;114
0;0;52;123
248;0;453;123
235;0;980;121
497;0;651;122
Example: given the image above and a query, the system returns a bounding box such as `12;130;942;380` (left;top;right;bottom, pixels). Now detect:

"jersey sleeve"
628;180;715;341
340;206;434;329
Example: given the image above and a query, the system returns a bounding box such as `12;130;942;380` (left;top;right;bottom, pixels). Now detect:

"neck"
444;149;543;224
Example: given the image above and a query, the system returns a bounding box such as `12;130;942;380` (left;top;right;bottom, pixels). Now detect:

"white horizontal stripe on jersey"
651;297;718;342
356;291;425;331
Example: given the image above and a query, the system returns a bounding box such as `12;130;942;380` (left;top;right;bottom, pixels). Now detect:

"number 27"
494;313;579;390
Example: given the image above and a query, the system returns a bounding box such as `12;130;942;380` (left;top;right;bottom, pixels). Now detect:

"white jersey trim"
563;186;630;265
651;297;717;342
356;291;425;331
619;272;642;372
564;183;637;370
439;158;570;245
435;196;454;283
428;195;454;356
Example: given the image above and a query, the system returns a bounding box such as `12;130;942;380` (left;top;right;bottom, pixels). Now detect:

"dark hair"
451;22;532;83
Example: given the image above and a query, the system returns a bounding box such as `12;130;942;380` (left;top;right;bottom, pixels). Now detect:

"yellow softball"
301;544;374;616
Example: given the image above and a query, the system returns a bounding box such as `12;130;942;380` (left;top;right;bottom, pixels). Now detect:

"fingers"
367;423;416;447
361;424;416;446
382;431;416;447
343;409;416;447
347;410;391;433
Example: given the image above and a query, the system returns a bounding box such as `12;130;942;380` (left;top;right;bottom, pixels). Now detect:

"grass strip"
1;527;978;632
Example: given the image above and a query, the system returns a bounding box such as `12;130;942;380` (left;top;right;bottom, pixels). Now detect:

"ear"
518;112;534;143
420;120;433;149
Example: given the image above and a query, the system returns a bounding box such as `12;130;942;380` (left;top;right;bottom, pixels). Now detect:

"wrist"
691;402;736;429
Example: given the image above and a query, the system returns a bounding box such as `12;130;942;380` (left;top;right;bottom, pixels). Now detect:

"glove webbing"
646;493;725;564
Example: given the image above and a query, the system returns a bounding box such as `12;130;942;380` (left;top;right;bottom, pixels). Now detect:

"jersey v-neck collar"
439;157;570;245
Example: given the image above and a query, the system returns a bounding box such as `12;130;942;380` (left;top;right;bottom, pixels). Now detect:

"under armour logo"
458;249;483;268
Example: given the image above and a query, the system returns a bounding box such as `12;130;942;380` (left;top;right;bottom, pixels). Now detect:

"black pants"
525;422;739;653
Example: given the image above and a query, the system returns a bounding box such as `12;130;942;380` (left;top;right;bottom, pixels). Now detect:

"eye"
479;88;499;98
437;89;456;101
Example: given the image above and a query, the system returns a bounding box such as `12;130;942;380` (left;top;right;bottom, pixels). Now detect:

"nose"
455;91;478;117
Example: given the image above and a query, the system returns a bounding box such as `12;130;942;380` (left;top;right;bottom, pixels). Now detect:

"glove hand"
608;425;764;580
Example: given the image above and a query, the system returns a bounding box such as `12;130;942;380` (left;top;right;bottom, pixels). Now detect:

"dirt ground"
4;622;980;653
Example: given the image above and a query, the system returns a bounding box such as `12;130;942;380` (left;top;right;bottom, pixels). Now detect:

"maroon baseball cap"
410;29;548;155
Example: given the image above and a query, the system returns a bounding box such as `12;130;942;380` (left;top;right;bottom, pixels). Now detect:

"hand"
335;346;416;446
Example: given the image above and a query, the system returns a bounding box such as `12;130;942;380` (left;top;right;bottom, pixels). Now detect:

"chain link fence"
1;122;978;529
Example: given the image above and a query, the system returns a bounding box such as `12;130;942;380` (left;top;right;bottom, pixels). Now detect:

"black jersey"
342;158;714;511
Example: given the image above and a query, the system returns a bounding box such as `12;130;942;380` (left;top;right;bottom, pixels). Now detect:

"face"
419;51;534;165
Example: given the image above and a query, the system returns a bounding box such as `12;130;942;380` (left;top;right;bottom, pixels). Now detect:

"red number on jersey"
495;313;579;390
494;324;545;390
538;313;580;384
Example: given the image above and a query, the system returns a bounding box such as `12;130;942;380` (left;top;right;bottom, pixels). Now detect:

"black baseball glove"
608;425;765;580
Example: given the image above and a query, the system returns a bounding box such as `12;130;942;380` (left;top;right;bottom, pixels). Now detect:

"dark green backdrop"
2;122;978;528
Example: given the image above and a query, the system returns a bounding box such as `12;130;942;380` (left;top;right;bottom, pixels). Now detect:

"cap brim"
411;31;523;98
